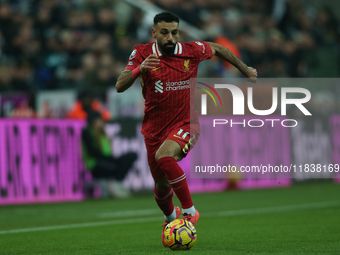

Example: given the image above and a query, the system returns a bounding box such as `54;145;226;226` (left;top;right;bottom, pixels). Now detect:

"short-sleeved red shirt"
125;41;213;140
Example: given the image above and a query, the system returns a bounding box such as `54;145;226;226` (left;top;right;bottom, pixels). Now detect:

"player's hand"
140;54;160;73
243;67;258;83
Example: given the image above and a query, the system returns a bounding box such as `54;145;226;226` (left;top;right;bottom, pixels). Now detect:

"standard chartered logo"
155;79;191;93
166;79;191;91
155;80;163;93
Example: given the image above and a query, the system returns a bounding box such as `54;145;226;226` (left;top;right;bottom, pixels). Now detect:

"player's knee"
155;151;182;162
155;151;161;163
155;150;168;162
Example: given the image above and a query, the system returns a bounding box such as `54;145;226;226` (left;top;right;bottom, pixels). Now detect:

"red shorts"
144;122;200;180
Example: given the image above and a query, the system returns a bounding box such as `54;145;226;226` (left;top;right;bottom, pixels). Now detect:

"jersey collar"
152;42;182;56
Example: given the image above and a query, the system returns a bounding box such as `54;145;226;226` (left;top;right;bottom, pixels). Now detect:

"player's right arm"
207;42;257;83
116;54;160;93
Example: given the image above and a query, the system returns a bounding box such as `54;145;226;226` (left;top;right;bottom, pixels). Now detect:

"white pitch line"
98;208;160;218
0;201;339;235
204;200;340;217
0;217;162;235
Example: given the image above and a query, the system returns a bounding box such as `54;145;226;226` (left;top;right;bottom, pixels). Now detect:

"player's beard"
159;41;176;54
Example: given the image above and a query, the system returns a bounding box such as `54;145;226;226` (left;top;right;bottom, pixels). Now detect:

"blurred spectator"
81;110;137;198
9;98;36;118
95;8;116;34
214;34;242;70
0;65;13;92
66;90;111;120
37;100;53;118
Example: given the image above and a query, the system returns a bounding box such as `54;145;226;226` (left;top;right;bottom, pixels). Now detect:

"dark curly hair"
153;12;179;25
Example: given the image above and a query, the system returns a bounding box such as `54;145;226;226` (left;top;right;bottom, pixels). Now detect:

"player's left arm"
207;42;258;83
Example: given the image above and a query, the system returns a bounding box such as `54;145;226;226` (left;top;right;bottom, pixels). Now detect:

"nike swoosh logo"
173;135;182;139
152;66;163;71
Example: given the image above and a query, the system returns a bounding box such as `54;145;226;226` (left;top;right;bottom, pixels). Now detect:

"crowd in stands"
152;0;340;77
0;0;339;117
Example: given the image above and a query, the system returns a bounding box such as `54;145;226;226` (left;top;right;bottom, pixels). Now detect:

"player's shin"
154;186;175;218
157;157;195;214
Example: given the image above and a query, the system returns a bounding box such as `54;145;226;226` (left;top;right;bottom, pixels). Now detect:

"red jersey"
125;41;213;140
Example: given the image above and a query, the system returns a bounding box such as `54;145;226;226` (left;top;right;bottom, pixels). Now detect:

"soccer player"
115;12;257;245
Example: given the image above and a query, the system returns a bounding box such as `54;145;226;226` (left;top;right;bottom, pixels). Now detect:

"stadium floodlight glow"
201;84;312;116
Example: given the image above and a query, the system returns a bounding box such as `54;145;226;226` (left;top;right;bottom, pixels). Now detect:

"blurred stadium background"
0;0;340;200
0;1;340;253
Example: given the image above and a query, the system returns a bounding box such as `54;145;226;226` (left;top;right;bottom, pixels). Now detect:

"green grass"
0;181;340;254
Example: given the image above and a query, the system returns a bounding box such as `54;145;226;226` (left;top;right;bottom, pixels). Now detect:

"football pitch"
1;181;339;254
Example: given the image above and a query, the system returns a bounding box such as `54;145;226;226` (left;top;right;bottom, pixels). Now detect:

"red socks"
157;157;193;209
154;186;174;216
